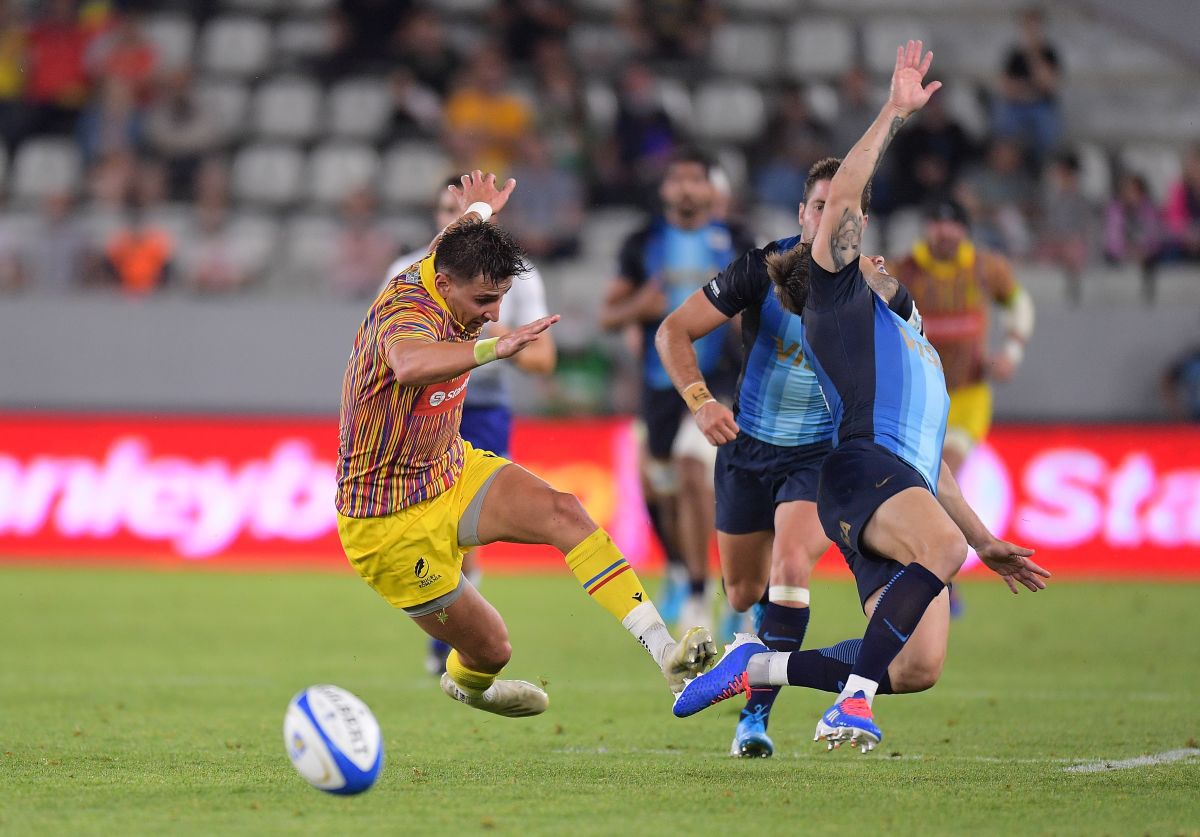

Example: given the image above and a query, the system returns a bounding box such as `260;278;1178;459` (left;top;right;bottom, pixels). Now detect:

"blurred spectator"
889;93;975;210
145;69;222;197
1162;144;1200;262
26;0;91;136
394;7;458;98
595;62;678;205
958;138;1034;256
1103;172;1161;267
0;0;28;152
384;67;442;139
102;158;175;295
624;0;719;65
531;38;586;172
829;66;878;155
86;149;136;211
27;191;95;293
1036;150;1094;302
328;0;410;77
752;83;831;210
1162;344;1200;421
330;187;396;298
77;76;144;165
497;0;571;65
504;132;584;261
443;42;532;174
180;160;249;294
993;7;1062;163
84;11;156;99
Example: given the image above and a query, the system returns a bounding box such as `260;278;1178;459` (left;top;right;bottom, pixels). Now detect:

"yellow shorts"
337;442;511;611
945;382;993;448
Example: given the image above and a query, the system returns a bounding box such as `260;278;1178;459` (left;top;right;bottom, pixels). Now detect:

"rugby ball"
283;685;384;795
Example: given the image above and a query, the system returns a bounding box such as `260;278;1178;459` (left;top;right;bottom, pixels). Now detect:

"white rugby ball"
283;685;384;795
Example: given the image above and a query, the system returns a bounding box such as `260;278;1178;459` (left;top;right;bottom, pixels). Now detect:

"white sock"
839;674;880;705
622;601;675;668
745;651;790;687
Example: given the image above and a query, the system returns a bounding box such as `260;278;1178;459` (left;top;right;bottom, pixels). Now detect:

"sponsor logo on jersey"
413;373;471;415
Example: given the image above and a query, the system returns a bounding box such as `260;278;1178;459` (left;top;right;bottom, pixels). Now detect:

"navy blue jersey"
620;217;752;391
802;258;949;492
705;236;920;450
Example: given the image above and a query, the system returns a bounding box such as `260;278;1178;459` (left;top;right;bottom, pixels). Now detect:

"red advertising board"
0;413;1197;576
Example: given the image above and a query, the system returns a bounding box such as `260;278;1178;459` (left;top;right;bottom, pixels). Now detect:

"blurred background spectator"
992;6;1061;164
1163;144;1200;262
1162;343;1200;421
329;186;397;298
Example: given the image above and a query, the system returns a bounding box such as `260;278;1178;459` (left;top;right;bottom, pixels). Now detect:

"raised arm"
811;41;941;273
426;169;517;253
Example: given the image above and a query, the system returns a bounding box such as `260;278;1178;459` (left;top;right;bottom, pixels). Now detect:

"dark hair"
666;145;715;177
1054;150;1081;173
765;242;812;315
805;157;872;214
435;219;528;287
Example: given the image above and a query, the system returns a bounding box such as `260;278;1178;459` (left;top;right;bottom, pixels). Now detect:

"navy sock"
852;563;944;685
742;604;809;726
785;639;893;694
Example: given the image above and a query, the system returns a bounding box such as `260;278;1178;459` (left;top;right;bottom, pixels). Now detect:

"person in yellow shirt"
443;43;531;175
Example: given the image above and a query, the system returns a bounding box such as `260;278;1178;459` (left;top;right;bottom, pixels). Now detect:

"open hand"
975;538;1051;594
888;40;942;117
450;170;517;218
496;315;559;359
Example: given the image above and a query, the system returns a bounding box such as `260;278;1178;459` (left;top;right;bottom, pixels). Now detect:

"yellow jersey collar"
912;239;975;280
419;252;474;333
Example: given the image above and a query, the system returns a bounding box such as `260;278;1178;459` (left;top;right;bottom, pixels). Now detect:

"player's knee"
676;458;709;494
891;652;944;693
923;526;967;581
474;635;512;671
548;490;592;528
724;579;764;613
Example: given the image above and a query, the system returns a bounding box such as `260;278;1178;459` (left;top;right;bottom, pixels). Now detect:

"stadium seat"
573;0;626;15
12;138;82;203
231;143;305;206
720;0;797;16
863;20;934;75
1119;143;1182;202
709;23;779;80
694;81;765;143
290;0;336;11
568;23;630;74
252;76;323;142
196;78;250;141
142;14;196;71
226;212;281;279
657;78;695;133
326;78;391;141
201;16;273;77
884;207;924;257
220;0;281;12
436;0;491;14
277;212;338;292
274;17;336;66
582;207;644;259
714;146;747;192
941;83;990;140
307;143;381;206
806;82;841;124
1077;142;1113;204
584;81;617;133
751;206;800;247
380;142;451;208
379;213;435;255
785;18;855;80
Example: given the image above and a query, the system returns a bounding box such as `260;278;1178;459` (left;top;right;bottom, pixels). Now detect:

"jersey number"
774;337;812;371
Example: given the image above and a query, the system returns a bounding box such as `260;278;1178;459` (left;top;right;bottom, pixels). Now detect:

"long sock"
445;649;498;698
566;528;674;667
746;640;894;695
741;603;809;728
845;563;944;704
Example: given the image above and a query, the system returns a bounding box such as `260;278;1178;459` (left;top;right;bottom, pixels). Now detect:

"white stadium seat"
381;142;451;208
196;79;250;140
584;81;617;133
436;0;491;14
806;82;841;124
307;143;381;206
1119;143;1182;202
220;0;281;12
326;78;391;141
278;212;338;292
656;78;694;133
720;0;797;15
201;16;273;77
142;14;196;71
785;18;855;80
12;137;82;202
252;76;323;142
863;20;934;75
226;212;281;277
1077;142;1113;204
274;17;336;65
232;143;305;206
694;81;765;143
709;23;779;80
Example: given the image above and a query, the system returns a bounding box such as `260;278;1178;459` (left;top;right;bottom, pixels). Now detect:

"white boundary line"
1063;748;1200;773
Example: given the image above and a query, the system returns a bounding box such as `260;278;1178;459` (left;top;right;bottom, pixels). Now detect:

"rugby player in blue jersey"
671;42;1050;751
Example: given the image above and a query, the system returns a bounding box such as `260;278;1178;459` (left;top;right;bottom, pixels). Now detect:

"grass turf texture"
1;568;1198;836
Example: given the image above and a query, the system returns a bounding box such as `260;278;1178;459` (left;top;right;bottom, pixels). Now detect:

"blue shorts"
459;405;512;459
715;433;832;535
816;438;930;607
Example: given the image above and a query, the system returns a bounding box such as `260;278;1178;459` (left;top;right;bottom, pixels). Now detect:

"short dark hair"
666;145;715;176
765;242;812;315
805;157;872;214
435;219;528;287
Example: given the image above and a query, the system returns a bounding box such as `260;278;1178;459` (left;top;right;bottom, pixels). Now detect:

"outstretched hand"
496;315;560;360
888;40;942;117
975;538;1051;594
449;170;517;218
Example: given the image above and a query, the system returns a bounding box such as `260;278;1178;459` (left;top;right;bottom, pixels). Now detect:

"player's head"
660;146;716;227
434;176;462;230
798;157;871;245
922;198;970;260
433;220;529;330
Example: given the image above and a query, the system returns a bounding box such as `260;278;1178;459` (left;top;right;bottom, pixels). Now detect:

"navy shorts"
816;438;930;607
459;405;513;459
715;433;832;535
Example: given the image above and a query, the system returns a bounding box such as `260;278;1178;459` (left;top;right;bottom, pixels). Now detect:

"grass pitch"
1;566;1198;836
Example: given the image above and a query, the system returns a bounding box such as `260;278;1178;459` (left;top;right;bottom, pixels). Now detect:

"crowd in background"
0;0;1196;301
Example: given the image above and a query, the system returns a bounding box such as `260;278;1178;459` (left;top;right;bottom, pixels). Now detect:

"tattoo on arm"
829;209;863;270
869;116;907;181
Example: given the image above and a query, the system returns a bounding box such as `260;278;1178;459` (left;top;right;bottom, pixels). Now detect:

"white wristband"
1003;337;1025;366
466;201;493;222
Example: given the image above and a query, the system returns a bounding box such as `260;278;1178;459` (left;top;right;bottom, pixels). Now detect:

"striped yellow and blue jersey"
336;254;479;518
802;258;950;492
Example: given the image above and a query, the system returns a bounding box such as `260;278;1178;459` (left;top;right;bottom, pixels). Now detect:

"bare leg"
675;455;715;588
411;582;510;673
717;529;772;613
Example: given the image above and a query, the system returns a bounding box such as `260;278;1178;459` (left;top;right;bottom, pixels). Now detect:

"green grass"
1;568;1198;836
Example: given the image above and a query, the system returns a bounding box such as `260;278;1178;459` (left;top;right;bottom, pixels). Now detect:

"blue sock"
742;603;809;727
852;563;944;686
785;639;893;694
